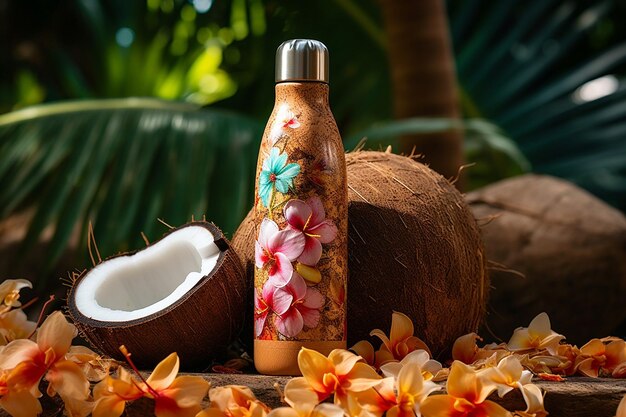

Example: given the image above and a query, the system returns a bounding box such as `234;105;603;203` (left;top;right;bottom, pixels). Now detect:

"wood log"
4;374;623;417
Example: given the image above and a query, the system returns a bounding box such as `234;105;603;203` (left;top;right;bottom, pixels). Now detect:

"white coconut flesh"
74;226;220;322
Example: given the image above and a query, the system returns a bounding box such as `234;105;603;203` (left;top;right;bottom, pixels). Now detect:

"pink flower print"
254;280;293;337
274;272;325;338
283;197;338;266
254;288;270;337
282;112;300;129
255;218;305;287
270;109;300;145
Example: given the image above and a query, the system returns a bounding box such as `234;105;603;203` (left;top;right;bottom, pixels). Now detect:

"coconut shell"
467;174;626;344
67;221;246;370
232;151;488;359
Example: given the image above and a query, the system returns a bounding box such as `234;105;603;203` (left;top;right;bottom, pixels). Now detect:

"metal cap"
275;39;329;83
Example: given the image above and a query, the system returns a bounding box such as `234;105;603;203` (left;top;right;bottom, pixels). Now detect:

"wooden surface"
5;374;624;417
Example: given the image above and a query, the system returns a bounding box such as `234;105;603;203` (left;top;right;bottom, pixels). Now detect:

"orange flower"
487;356;533;397
576;338;626;378
484;356;547;417
0;370;42;417
203;385;270;417
553;343;580;375
93;349;209;417
142;352;209;417
0;309;37;345
519;353;566;375
92;367;143;417
278;375;368;417
380;349;444;382
295;348;382;407
451;333;510;371
67;345;113;382
346;377;396;417
507;313;564;355
0;279;31;314
452;333;483;365
370;312;430;367
387;362;440;417
517;384;548;417
0;311;90;405
420;361;511;417
267;403;344;417
350;340;375;367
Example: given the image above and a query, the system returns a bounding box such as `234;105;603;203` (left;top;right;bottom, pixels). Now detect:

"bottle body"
253;82;348;375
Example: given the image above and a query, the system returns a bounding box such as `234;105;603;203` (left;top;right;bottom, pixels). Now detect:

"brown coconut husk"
67;221;246;370
232;151;488;359
467;174;626;344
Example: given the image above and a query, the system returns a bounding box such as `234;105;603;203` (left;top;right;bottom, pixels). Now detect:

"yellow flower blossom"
93;350;209;417
350;340;376;367
0;309;37;345
347;377;396;417
517;383;548;417
202;385;270;417
519;353;566;375
0;279;31;314
67;345;113;382
388;362;440;417
93;367;143;417
380;349;444;382
486;356;533;397
420;361;511;417
267;378;343;417
295;348;381;407
0;311;90;410
370;312;430;367
507;313;564;355
0;369;42;417
576;338;626;378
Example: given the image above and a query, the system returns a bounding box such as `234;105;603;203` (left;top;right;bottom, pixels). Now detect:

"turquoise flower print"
259;147;301;208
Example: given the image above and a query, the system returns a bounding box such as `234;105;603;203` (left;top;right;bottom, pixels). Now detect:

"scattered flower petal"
296;348;381;407
507;313;564;355
380;349;443;382
421;361;511;417
208;385;270;417
576;338;626;378
0;309;37;346
0;279;31;313
350;341;375;367
93;367;143;417
370;311;431;367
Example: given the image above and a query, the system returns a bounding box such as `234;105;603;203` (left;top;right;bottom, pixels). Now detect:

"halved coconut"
67;222;246;370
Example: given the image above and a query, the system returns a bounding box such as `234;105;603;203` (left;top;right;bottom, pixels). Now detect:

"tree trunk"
379;0;463;183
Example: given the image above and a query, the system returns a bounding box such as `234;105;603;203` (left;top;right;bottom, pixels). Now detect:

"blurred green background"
1;0;625;289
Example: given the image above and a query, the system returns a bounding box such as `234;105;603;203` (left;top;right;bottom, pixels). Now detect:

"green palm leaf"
346;117;530;190
447;0;626;209
0;98;261;276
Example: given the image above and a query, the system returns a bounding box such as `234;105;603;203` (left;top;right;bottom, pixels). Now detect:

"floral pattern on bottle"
254;145;341;340
258;147;300;209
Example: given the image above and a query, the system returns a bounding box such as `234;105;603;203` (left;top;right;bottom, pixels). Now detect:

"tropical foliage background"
1;0;625;290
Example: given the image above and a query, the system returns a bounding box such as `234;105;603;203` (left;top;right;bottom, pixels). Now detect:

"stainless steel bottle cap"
275;39;329;83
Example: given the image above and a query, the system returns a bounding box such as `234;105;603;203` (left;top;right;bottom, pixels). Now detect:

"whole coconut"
467;174;626;344
232;151;488;359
